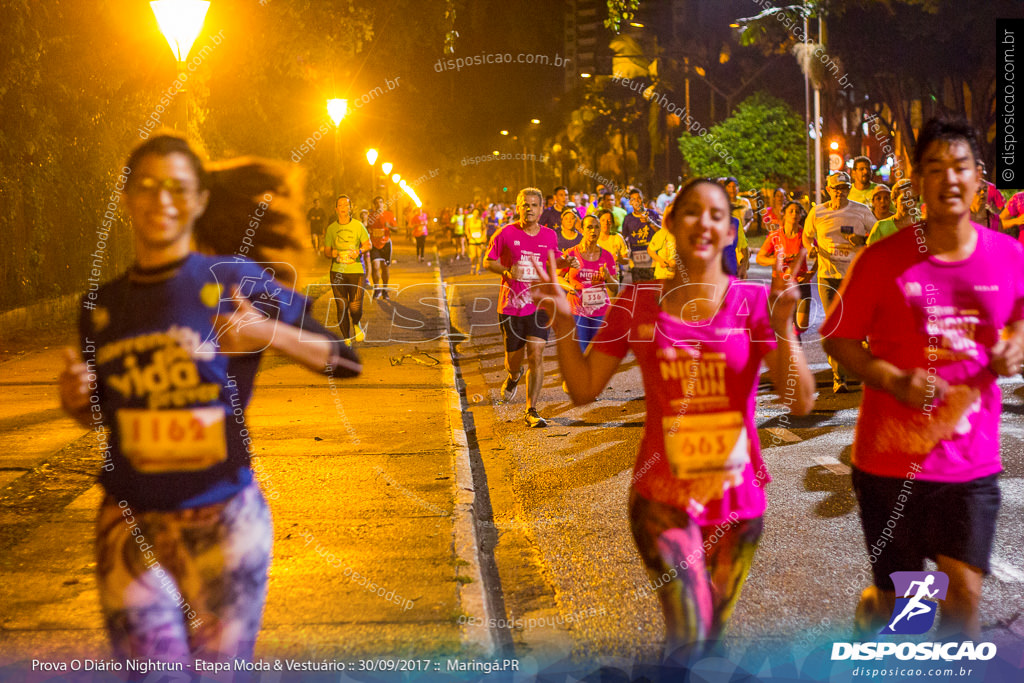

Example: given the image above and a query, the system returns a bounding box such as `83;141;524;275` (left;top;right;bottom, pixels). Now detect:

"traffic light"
502;186;508;192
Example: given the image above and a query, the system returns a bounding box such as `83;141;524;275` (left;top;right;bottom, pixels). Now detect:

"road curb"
431;252;497;656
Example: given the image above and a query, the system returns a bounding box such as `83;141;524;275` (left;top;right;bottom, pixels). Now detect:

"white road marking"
990;557;1024;584
765;427;802;443
812;456;852;475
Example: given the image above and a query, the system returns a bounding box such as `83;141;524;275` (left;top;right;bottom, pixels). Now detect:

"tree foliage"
0;1;396;312
677;93;805;190
604;0;641;34
733;0;1017;168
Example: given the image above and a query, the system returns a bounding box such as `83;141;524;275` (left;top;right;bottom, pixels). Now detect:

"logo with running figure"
881;571;949;635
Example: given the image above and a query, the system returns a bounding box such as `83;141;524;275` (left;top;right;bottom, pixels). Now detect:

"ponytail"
194;157;306;285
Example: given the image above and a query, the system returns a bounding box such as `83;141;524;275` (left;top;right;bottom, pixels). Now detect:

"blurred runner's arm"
824;337;946;409
989;320;1024;376
58;348;95;428
755;235;776;268
214;287;361;378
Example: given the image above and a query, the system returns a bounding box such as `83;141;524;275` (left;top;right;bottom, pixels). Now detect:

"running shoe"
500;371;523;402
524;408;547;428
382;290;391;301
372;289;382;300
354;323;366;343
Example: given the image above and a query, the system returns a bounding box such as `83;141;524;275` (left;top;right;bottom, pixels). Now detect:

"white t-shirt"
802;200;876;279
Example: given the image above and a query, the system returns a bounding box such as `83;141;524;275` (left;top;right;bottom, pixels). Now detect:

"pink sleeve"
988;185;1005;211
820;249;882;341
1010;193;1024;218
548;232;563;263
487;227;505;263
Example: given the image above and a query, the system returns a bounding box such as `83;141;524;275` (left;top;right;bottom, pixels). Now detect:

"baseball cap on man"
871;184;892;198
827;171;852;188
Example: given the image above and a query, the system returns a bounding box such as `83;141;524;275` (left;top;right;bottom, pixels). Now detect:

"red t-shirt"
368;210;396;249
412;212;428;237
758;229;811;284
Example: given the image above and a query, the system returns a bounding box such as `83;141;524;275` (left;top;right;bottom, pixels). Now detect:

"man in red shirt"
367;196;397;300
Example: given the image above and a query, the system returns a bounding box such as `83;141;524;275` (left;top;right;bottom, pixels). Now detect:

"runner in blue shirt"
58;134;360;666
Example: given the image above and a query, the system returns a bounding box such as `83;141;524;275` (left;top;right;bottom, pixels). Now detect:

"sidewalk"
0;239;494;669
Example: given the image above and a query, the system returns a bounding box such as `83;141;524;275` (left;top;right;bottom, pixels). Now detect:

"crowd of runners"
56;115;1024;669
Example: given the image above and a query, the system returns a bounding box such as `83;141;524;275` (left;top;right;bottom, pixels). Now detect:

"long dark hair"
781;200;807;229
124;133;305;284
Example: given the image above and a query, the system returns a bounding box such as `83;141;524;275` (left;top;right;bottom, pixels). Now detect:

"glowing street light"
392;174;401;184
327;99;348;126
381;162;393;176
580;73;592;78
150;0;210;63
530;118;541;125
150;0;210;135
327;99;348;196
829;140;840;151
492;150;499;156
366;149;379;196
500;130;509;136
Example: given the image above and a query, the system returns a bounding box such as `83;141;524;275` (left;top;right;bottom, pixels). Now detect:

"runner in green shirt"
324;195;371;342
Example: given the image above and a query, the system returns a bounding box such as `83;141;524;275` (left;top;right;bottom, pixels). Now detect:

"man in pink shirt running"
822;117;1024;641
486;188;577;427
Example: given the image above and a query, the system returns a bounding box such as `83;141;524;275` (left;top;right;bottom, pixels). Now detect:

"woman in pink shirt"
533;178;815;663
559;215;618;350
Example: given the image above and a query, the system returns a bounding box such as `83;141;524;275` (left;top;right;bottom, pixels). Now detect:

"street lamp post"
529;119;540;187
366;149;378;202
150;0;211;138
381;162;393;203
391;173;401;226
327;99;348;198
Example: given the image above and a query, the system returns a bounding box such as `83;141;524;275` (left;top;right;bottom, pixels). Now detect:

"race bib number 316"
117;407;228;473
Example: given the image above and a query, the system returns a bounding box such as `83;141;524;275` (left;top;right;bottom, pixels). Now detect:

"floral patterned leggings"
629;490;763;663
95;482;272;664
